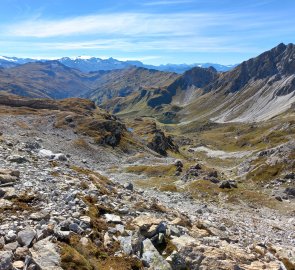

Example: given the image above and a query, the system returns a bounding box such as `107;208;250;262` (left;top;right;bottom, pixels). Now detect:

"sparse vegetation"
125;164;175;177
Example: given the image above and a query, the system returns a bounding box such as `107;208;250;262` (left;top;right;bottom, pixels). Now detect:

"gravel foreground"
0;112;294;270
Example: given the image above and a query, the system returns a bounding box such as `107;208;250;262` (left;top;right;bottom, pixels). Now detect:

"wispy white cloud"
143;0;193;6
0;37;259;54
5;12;239;38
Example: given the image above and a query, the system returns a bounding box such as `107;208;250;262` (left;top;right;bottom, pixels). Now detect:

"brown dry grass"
14;120;30;129
72;138;91;149
125;164;175;177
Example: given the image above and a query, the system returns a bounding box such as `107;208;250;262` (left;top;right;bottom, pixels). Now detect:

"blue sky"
0;0;294;65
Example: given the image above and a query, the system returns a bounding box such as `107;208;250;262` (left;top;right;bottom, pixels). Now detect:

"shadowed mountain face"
99;66;219;118
84;67;179;105
183;42;295;123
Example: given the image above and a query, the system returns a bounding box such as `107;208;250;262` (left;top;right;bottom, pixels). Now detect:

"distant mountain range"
0;43;294;124
0;55;236;73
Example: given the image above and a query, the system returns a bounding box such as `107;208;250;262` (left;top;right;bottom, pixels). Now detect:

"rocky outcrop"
169;66;218;92
206;43;295;94
147;130;179;156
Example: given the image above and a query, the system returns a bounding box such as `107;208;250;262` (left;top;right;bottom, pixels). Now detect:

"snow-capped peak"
0;56;17;62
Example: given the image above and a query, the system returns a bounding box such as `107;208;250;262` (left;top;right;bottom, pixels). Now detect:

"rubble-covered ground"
0;102;294;270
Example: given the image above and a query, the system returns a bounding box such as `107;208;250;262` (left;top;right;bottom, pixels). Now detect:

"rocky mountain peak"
168;65;218;92
205;42;295;94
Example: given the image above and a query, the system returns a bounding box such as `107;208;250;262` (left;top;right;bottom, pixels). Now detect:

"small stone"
5;230;17;243
105;214;122;224
54;230;73;240
30;210;50;221
208;171;218;178
39;149;56;159
284;187;295;196
133;215;162;228
80;216;91;225
4;241;19;251
115;224;125;234
0;236;4;248
54;153;67;161
69;223;84;234
27;264;37;270
104;232;112;247
0;251;13;270
219;180;237;189
0;199;13;208
174;160;183;168
80;237;89;246
118;207;129;214
2;188;17;200
171;235;198;250
15;247;29;260
275;196;283;202
64;115;73;123
17;229;36;247
166;251;186;270
170;226;181;237
13;261;25;269
123;182;134;191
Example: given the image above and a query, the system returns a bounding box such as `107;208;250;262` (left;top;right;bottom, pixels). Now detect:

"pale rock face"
29;237;63;270
170;235;199;251
141;238;171;270
132;215;163;228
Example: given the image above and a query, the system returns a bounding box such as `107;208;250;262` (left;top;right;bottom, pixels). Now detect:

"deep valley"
0;43;294;270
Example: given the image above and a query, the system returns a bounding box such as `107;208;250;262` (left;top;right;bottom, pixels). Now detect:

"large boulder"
141;238;171;270
29;237;63;270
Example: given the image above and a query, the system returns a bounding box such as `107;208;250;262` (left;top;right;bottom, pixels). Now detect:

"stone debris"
0;112;294;270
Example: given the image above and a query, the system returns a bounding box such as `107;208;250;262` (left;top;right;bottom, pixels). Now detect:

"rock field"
0;111;294;270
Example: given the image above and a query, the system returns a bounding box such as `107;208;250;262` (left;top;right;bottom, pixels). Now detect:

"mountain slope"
0;62;179;104
179;43;295;123
0;61;106;99
84;67;179;105
104;66;219;120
